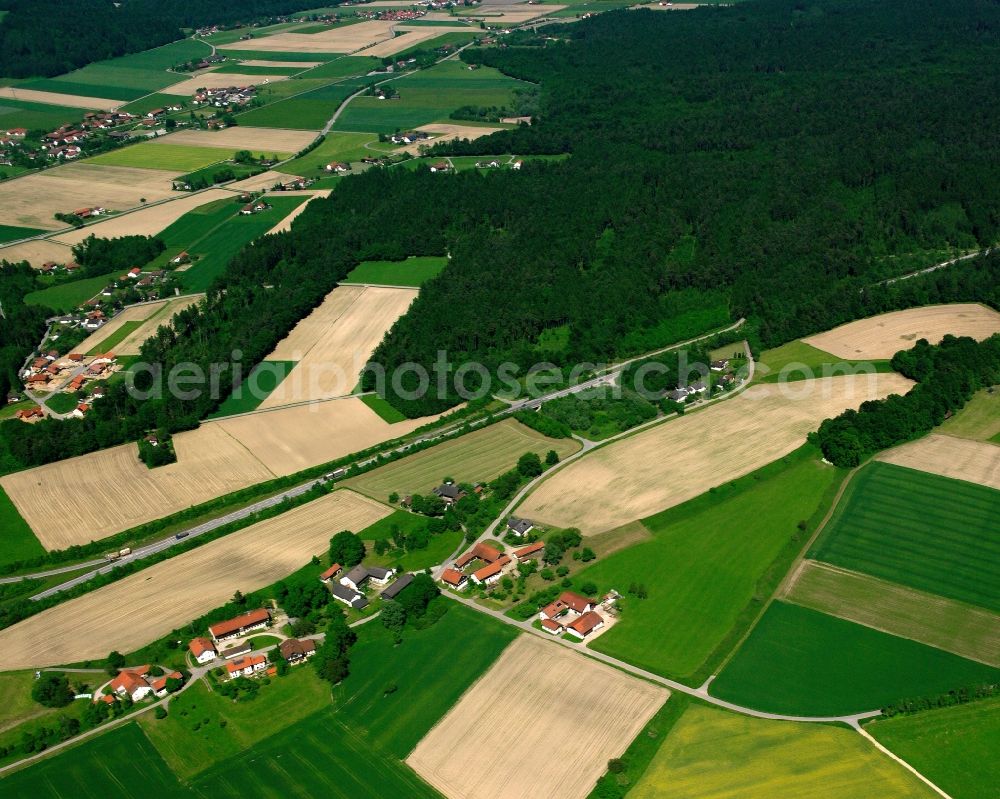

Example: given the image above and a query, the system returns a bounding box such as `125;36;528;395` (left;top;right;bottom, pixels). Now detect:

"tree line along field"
333;61;528;134
809;462;1000;611
709;602;1000;716
575;445;845;681
628;702;938;799
344;418;581;501
865;695;1000;799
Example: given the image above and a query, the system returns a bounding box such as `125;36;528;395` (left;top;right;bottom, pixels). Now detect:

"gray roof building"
381;573;414;600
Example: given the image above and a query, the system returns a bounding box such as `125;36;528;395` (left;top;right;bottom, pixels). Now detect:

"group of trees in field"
812;333;1000;466
0;0;331;77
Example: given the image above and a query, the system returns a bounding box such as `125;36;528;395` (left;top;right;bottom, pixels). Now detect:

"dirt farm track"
0;490;389;671
407;635;667;799
518;373;914;535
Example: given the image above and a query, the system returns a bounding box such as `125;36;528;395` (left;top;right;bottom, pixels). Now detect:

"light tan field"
219;20;396;54
160;72;290;96
877;434;1000;490
0;423;275;550
258;286;417;408
802;303;1000;360
938;389;1000;441
407;634;667;799
0;86;121;111
458;5;565;23
0;164;177;230
361;26;479;57
225;169;294;192
0;238;74;268
154;127;317;153
212;396;433;476
266;198;314;234
0;490;389;670
393;123;503;154
110;295;204;356
783;560;1000;667
50;189;236;245
73;298;184;355
240;59;322;68
519;373;914;534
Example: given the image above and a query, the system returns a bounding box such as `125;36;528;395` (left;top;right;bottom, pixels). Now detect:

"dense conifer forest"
4;0;1000;464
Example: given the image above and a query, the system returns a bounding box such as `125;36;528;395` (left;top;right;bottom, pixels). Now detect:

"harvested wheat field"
51;189;236;245
0;490;389;670
783;560;1000;667
361;26;479;57
0;163;176;230
107;294;203;356
154;126;316;153
161;72;290;96
258;286;418;408
0;86;121;110
392;123;503;154
212;396;433;476
0;424;275;550
458;5;564;23
219;21;396;54
802;304;1000;360
878;434;1000;490
0;238;74;268
240;59;323;68
408;634;667;799
519;373;914;535
73;299;173;354
225;169;295;192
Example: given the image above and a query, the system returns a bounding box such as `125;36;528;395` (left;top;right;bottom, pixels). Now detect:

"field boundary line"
213;424;278;479
856;726;955;799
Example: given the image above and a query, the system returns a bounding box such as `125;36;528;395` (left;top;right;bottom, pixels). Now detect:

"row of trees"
811;334;1000;466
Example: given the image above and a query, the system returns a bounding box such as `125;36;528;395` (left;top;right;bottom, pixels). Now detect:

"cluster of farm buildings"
664;357;741;403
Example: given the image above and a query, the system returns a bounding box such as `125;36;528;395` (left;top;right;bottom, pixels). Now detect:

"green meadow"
334;60;527;134
209;361;297;418
275;131;378;176
24;272;115;312
0;485;45;567
236;81;356;130
361;393;409;423
0;224;45;243
298;55;381;80
866;696;1000;799
89;143;233;171
577;446;845;680
0;98;87;130
711;602;1000;716
342;256;448;287
87;320;142;355
810;462;1000;611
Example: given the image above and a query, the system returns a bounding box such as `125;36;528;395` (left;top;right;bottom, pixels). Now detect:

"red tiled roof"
189;637;216;658
110;670;149;695
441;568;466;586
540;591;593;620
226;654;267;674
455;542;501;569
209;608;270;639
319;563;342;580
472;555;510;582
541;618;563;633
568;611;603;636
513;541;544;559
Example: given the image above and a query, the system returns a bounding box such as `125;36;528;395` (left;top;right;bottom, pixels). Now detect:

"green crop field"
0;98;87;130
189;708;439;798
221;50;344;62
275;131;378;175
89;143;232;171
0;485;44;568
332;602;517;757
394;31;478;58
147;196;241;264
629;703;936;799
344;418;580;501
937;388;1000;441
210;63;307;76
866;696;1000;799
361;393;408;423
334;61;528;134
578;447;843;680
0;723;188;798
86;320;142;354
0;224;45;243
209;361;297;418
23;79;148;102
299;56;381;80
342;256;448;287
121;93;191;116
711;602;1000;716
755;338;891;382
139;665;332;780
24;272;115;312
180;196;304;292
237;81;356;130
810;462;1000;611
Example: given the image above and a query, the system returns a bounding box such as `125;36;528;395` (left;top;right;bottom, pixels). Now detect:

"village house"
188;637;218;665
15;406;44;420
149;671;183;697
434;482;466;505
279;638;317;664
330;582;368;609
470;555;511;586
318;563;343;584
108;667;153;702
454;542;501;570
226;654;268;680
220;640;253;660
512;541;544;562
539;591;594;631
340;564;395;592
507;517;534;538
72;403;90;418
208;608;271;643
566;610;605;639
429;162;451;173
324;162;351;173
380;572;413;600
439;568;468;590
240;199;270;215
